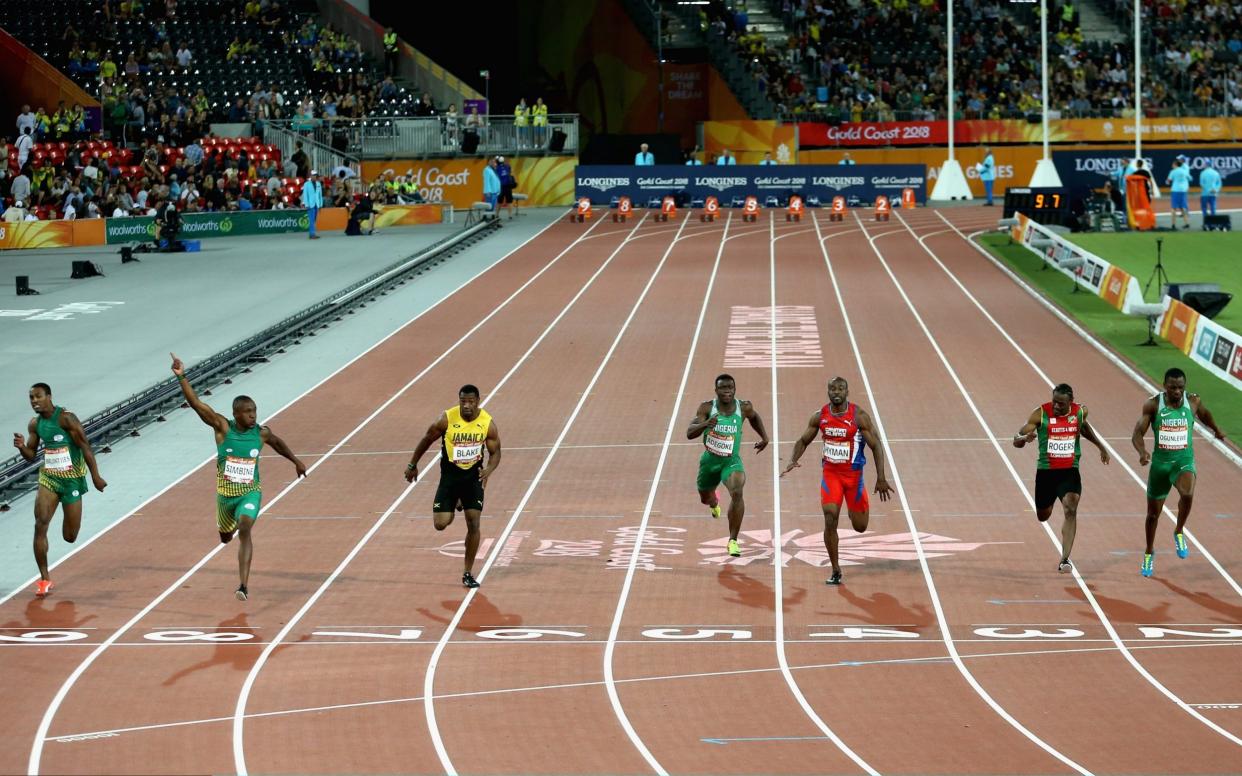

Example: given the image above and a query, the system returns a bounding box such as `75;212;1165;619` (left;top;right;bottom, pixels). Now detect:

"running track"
1;206;1239;775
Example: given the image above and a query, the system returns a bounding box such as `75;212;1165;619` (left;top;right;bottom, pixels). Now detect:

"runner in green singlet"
1131;367;1227;578
12;383;107;597
172;353;307;600
686;374;769;558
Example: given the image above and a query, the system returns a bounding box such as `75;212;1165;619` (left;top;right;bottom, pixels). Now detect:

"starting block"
785;195;804;222
829;196;846;222
570;197;592;223
742;195;760;222
612;196;632;222
901;187;916;209
656;196;678;222
874;195;891;222
701;196;720;222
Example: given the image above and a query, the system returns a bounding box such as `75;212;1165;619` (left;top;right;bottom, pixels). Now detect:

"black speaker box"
1203;214;1231;231
548;128;567;153
461;130;480;154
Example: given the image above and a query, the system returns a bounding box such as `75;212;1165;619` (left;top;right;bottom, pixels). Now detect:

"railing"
262;121;362;177
263;114;579;160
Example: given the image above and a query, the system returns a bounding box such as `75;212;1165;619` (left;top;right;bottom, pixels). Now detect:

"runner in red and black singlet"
1014;383;1110;574
782;377;892;585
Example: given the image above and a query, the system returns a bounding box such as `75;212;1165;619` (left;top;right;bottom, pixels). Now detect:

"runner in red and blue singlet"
783;377;892;585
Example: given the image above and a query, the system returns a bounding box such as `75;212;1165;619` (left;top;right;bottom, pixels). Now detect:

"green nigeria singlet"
37;407;86;484
1153;393;1195;464
703;398;744;459
216;421;263;497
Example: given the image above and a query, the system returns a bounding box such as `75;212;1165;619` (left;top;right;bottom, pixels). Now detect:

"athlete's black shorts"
1034;467;1081;510
434;463;484;513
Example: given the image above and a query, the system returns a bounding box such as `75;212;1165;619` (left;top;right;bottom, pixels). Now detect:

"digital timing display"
1004;187;1070;225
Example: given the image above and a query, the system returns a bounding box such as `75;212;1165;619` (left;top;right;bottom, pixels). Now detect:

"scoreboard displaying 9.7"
1003;187;1070;226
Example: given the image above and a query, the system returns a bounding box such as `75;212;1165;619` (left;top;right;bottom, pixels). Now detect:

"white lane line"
28;216;619;776
232;214;659;775
860;213;1242;749
601;212;731;776
422;213;693;776
0;216;586;610
45;640;1242;744
769;213;879;774
821;211;1092;775
930;214;1242;596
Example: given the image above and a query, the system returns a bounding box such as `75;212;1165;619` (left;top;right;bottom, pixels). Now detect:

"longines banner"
574;165;927;204
1051;148;1242;190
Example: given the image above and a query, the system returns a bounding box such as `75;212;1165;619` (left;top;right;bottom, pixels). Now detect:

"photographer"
153;201;182;250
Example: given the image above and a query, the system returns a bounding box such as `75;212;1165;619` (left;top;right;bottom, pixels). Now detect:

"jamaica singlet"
217;421;263;497
442;405;492;471
1036;402;1083;470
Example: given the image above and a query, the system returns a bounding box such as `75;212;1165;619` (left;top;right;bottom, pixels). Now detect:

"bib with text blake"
442;405;492;470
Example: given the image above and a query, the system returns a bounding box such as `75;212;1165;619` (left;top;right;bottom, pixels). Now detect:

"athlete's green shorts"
38;473;87;505
217;490;263;533
1146;456;1196;500
696;451;744;492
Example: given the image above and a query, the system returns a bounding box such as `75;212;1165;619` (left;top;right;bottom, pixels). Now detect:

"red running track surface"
1;206;1239;775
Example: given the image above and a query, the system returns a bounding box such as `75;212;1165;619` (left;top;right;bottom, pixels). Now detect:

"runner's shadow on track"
829;586;934;633
161;612;266;686
417;593;522;633
1154;578;1242;623
716;566;806;612
2;599;97;630
1068;584;1173;624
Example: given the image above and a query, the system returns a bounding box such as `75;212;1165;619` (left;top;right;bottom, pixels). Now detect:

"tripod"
1144;238;1169;299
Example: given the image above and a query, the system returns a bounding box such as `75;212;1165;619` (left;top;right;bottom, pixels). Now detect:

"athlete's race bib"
223;456;257;484
705;431;735;457
43;446;73;473
823;441;851;464
1158;425;1188;450
453;442;483;463
1047;437;1076;458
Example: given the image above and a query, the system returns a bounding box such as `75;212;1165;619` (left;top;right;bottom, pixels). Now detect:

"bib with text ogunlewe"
1158;420;1188;450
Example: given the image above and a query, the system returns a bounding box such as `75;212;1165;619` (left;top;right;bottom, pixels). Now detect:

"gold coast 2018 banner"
0;219;104;251
359;157;578;210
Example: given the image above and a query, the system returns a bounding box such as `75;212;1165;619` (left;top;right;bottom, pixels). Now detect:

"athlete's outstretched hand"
704;414;719;429
874;478;894;501
779;459;800;477
480;467;494;489
170;352;185;376
1099;447;1111;465
404;464;418;483
1137;449;1151;466
753;438;768;453
92;474;108;492
12;433;24;451
294;461;308;478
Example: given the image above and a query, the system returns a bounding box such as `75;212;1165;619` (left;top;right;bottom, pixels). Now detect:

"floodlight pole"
1134;0;1142;160
947;0;955;161
1041;0;1049;161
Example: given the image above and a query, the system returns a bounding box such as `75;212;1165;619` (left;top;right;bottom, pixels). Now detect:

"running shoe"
1058;560;1073;574
235;584;248;601
462;571;481;589
709;504;721;519
826;571;843;586
34;579;53;597
727;539;741;557
1141;553;1154;578
1175;533;1189;559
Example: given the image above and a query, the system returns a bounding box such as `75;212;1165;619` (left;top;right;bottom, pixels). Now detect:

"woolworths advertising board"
104;210;312;244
